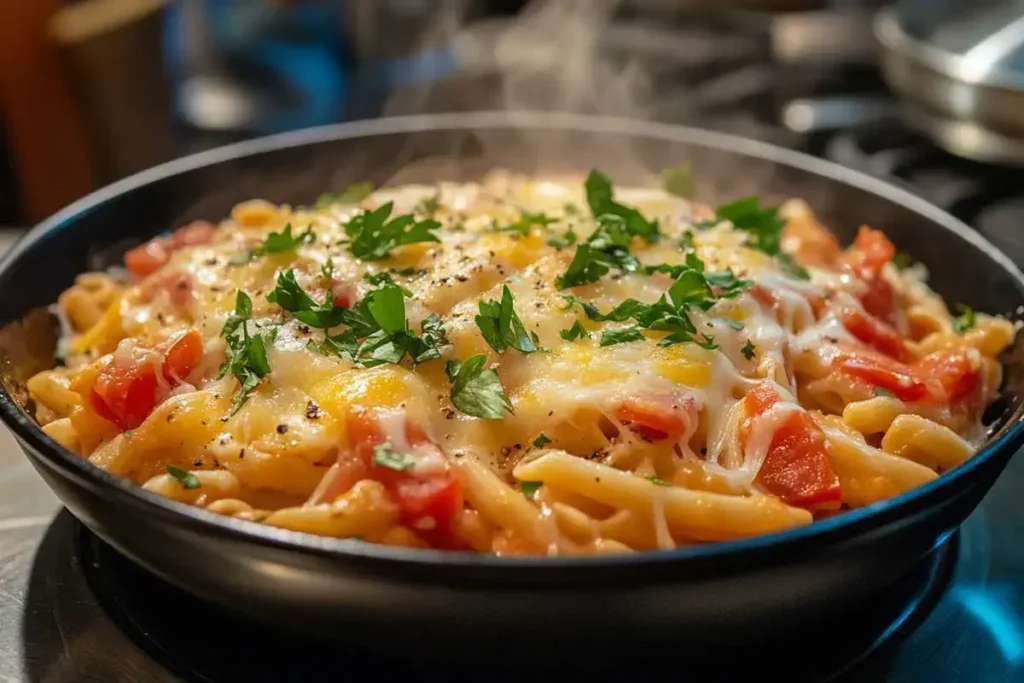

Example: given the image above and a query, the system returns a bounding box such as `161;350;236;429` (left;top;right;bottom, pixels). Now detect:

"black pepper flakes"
193;459;203;467
305;400;323;420
276;424;289;434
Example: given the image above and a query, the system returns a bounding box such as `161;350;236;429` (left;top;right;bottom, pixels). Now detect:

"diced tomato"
90;363;158;429
848;226;896;273
124;241;169;278
343;410;465;548
741;381;842;510
332;293;350;309
89;330;204;430
124;221;215;278
840;306;910;361
751;285;779;312
858;275;899;326
839;226;901;325
160;329;203;382
915;348;982;405
833;345;933;403
615;397;691;441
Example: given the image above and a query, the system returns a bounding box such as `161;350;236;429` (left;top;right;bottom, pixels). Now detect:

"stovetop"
5;7;1024;683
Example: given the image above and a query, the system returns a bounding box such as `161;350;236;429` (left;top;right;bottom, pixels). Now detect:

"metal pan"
875;1;1024;165
1;111;1022;657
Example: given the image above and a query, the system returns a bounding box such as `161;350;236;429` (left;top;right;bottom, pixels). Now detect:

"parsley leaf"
560;320;590;341
715;197;810;279
446;355;513;419
416;193;441;217
371;443;416;472
267;270;346;329
892;252;913;270
600;326;645;346
721;318;744;331
364;271;413;295
344;201;440;261
166;465;201;489
230;223;315;264
777;253;811;280
475;286;539;354
520;481;543;498
649;476;671;487
547;230;578;249
953;304;976;333
873;386;896;398
661;164;696;199
219;290;275;413
741;340;756;360
585;170;660;242
716;197;785;255
414;314;450;364
556;215;641;289
316;182;375;207
533;434;552;448
501;211;557;236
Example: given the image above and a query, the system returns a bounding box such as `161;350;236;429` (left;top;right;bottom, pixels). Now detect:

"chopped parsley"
661;164;696;199
547;229;578;249
873;386;896;398
271;272;448;367
533;433;552;448
556;215;641;289
219;291;275;413
600;326;645;347
363;271;413;294
371;443;416;472
267;269;345;328
343;201;440;261
316;182;374;207
230;223;315;264
953;304;976;333
520;481;543;498
446;355;513;419
649;476;671;487
416;193;441;217
559;320;590;341
166;465;200;489
501;211;557;236
715;197;810;280
585;170;659;242
721;318;744;331
892;251;913;270
475;286;539;354
566;252;751;350
741;340;756;360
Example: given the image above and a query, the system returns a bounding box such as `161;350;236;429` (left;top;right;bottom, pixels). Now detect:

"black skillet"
1;111;1022;657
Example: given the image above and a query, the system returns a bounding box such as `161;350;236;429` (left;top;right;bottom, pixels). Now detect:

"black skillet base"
80;524;956;683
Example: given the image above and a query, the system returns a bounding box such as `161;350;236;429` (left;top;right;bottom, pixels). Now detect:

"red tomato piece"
159;329;203;382
343;410;464;548
914;348;982;405
833;346;933;403
840;306;910;362
741;381;842;510
848;226;896;274
124;240;169;278
858;275;899;326
90;363;158;430
90;330;204;430
332;293;350;309
124;221;215;279
615;397;691;441
169;221;215;248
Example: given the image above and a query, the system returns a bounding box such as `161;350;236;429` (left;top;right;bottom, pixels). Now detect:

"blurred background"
3;1;1019;258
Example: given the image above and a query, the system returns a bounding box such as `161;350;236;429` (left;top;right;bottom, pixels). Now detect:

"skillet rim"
2;110;1023;573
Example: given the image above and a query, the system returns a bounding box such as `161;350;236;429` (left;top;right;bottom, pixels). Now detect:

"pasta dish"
27;170;1016;555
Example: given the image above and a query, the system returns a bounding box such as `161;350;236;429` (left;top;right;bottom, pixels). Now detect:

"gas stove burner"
79;523;955;683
